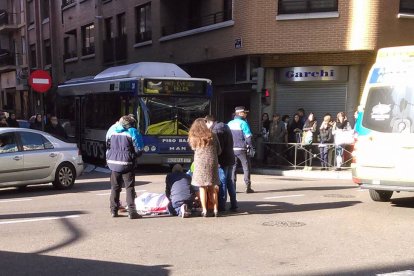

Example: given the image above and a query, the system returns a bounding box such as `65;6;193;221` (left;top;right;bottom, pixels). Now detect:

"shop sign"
278;66;348;83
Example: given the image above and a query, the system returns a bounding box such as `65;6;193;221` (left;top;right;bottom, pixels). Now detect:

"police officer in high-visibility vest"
228;106;255;193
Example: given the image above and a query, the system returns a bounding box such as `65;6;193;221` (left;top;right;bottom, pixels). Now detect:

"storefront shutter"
274;83;348;122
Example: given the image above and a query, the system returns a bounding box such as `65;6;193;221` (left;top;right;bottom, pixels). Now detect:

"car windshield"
139;97;210;135
362;85;414;133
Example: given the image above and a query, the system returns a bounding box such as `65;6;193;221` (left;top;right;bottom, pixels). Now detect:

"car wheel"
369;189;393;202
53;163;76;190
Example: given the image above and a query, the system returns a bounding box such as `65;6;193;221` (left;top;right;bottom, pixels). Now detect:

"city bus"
352;45;414;201
57;62;212;165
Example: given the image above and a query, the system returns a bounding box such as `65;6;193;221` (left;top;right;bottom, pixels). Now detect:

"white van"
352;45;414;202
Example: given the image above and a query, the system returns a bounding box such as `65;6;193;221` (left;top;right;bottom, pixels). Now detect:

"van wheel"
369;189;393;202
53;163;76;190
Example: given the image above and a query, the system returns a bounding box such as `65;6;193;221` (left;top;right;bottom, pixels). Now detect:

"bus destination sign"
143;79;205;95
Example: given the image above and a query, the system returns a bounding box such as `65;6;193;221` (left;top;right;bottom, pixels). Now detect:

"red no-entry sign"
29;70;52;93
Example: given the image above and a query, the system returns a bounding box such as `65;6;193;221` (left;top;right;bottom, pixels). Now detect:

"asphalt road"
1;169;414;276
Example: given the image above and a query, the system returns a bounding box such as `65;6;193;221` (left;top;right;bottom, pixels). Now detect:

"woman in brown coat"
188;118;221;217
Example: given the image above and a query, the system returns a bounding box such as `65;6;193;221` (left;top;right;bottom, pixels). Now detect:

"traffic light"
261;88;271;105
251;67;264;92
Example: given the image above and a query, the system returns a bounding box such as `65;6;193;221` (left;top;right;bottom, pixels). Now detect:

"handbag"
334;130;355;146
301;131;313;145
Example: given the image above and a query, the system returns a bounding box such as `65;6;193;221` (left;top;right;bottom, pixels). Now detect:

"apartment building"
11;0;414;129
0;0;29;118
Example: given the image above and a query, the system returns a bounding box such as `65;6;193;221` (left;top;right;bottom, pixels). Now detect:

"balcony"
0;10;20;33
102;35;127;65
0;49;17;73
161;10;232;37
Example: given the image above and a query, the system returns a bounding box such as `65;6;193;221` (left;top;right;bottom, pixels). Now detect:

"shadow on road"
225;200;362;215
0;250;170;276
255;185;357;194
390;196;414;208
0;180;151;199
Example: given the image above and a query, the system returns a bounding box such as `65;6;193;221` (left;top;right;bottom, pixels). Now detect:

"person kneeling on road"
165;164;194;218
106;115;144;219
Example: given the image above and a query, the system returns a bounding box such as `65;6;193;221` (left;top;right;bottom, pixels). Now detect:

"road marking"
264;194;305;200
95;190;146;196
0;198;33;203
0;215;80;225
377;270;414;276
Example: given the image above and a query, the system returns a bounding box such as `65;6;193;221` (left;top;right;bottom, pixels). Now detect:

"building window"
28;0;35;25
41;0;50;20
135;3;151;43
44;39;51;65
117;13;126;36
400;0;414;13
81;23;95;56
62;0;76;8
104;17;113;41
30;44;36;68
277;0;338;14
64;29;77;59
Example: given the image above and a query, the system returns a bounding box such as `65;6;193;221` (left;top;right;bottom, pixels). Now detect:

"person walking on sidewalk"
189;118;221;217
205;115;238;212
106;115;144;219
228;106;255;193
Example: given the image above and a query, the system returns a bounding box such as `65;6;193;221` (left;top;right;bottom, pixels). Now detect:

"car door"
19;131;59;181
0;132;24;185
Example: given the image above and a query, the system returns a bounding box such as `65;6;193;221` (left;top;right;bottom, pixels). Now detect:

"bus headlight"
144;146;150;152
151;146;157;152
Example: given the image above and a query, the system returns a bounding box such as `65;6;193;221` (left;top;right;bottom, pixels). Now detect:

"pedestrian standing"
228;106;255;193
6;113;19;127
188;118;221;217
332;112;352;170
30;114;43;131
302;112;318;170
261;113;270;140
0;116;8;127
269;113;287;164
318;114;334;170
106;115;144;219
45;116;67;140
205;115;238;212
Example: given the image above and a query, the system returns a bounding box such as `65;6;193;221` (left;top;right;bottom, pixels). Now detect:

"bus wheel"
369;189;393;202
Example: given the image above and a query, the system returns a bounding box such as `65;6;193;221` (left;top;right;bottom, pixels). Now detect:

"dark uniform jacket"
212;121;235;167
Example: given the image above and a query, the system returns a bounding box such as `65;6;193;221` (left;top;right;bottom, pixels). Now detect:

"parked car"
0;128;84;189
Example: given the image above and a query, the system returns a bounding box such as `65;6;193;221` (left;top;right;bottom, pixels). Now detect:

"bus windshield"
140;96;210;135
362;85;414;133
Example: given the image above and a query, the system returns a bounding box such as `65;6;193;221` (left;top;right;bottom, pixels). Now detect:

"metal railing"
135;30;152;44
102;35;127;64
0;10;21;26
62;0;76;9
261;141;353;170
161;10;232;37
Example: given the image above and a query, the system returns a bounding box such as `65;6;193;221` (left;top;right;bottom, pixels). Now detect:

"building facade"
5;0;414;130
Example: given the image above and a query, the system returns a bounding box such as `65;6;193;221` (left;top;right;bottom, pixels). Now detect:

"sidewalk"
251;166;352;180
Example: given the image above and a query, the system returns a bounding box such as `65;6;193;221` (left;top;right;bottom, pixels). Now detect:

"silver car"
0;128;84;189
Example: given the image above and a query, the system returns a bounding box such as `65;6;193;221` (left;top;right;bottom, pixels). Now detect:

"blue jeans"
219;166;238;211
168;200;193;216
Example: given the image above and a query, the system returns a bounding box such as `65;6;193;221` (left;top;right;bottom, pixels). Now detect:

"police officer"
228;106;254;193
106;115;144;219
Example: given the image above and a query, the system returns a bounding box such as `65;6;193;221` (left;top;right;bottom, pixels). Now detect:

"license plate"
166;157;192;163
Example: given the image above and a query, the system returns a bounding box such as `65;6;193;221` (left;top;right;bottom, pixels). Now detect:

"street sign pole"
28;70;52;131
